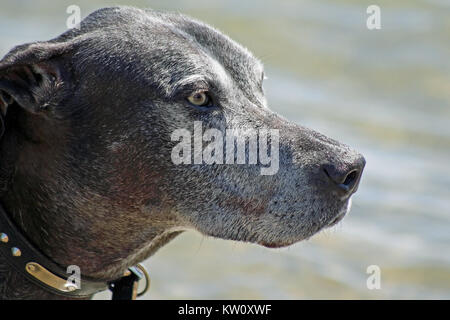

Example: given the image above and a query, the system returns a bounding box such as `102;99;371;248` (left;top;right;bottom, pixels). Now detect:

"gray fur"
0;6;364;299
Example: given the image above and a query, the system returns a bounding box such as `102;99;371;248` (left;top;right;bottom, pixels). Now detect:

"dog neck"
0;171;182;299
0;191;182;299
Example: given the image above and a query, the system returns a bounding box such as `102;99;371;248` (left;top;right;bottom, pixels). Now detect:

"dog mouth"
325;210;347;227
258;198;353;249
259;240;297;249
327;197;352;227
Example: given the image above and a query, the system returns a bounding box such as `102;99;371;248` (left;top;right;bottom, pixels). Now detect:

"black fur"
0;6;364;299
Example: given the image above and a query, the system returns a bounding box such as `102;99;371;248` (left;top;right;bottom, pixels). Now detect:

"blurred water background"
1;0;449;299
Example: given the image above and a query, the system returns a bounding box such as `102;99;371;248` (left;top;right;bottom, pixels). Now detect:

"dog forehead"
137;9;263;81
60;7;263;98
170;12;263;79
128;8;262;74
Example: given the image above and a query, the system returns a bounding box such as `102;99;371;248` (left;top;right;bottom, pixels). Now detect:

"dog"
0;6;365;299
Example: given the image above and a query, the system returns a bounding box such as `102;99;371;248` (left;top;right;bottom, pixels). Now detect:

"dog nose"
322;155;365;196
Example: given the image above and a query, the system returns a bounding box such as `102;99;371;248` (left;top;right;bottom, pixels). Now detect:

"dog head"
0;6;365;260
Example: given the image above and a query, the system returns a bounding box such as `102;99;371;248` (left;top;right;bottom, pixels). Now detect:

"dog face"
0;7;365;253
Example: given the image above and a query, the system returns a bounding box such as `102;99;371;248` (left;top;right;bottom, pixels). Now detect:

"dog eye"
187;91;212;107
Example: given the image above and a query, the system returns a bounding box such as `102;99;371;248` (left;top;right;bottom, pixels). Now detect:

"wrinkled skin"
0;6;365;299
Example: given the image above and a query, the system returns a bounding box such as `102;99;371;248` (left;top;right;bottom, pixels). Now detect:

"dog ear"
0;41;74;119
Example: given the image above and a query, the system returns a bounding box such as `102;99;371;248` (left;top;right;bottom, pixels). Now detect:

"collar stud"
0;233;8;243
11;247;22;257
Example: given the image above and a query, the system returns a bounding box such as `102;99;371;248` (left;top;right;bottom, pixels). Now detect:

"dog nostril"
340;170;359;191
323;161;364;195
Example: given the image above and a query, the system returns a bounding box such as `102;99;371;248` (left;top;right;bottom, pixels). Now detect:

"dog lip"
259;240;297;249
326;197;352;227
326;209;347;227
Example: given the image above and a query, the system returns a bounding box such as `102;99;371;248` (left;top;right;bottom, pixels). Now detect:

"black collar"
0;203;148;299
